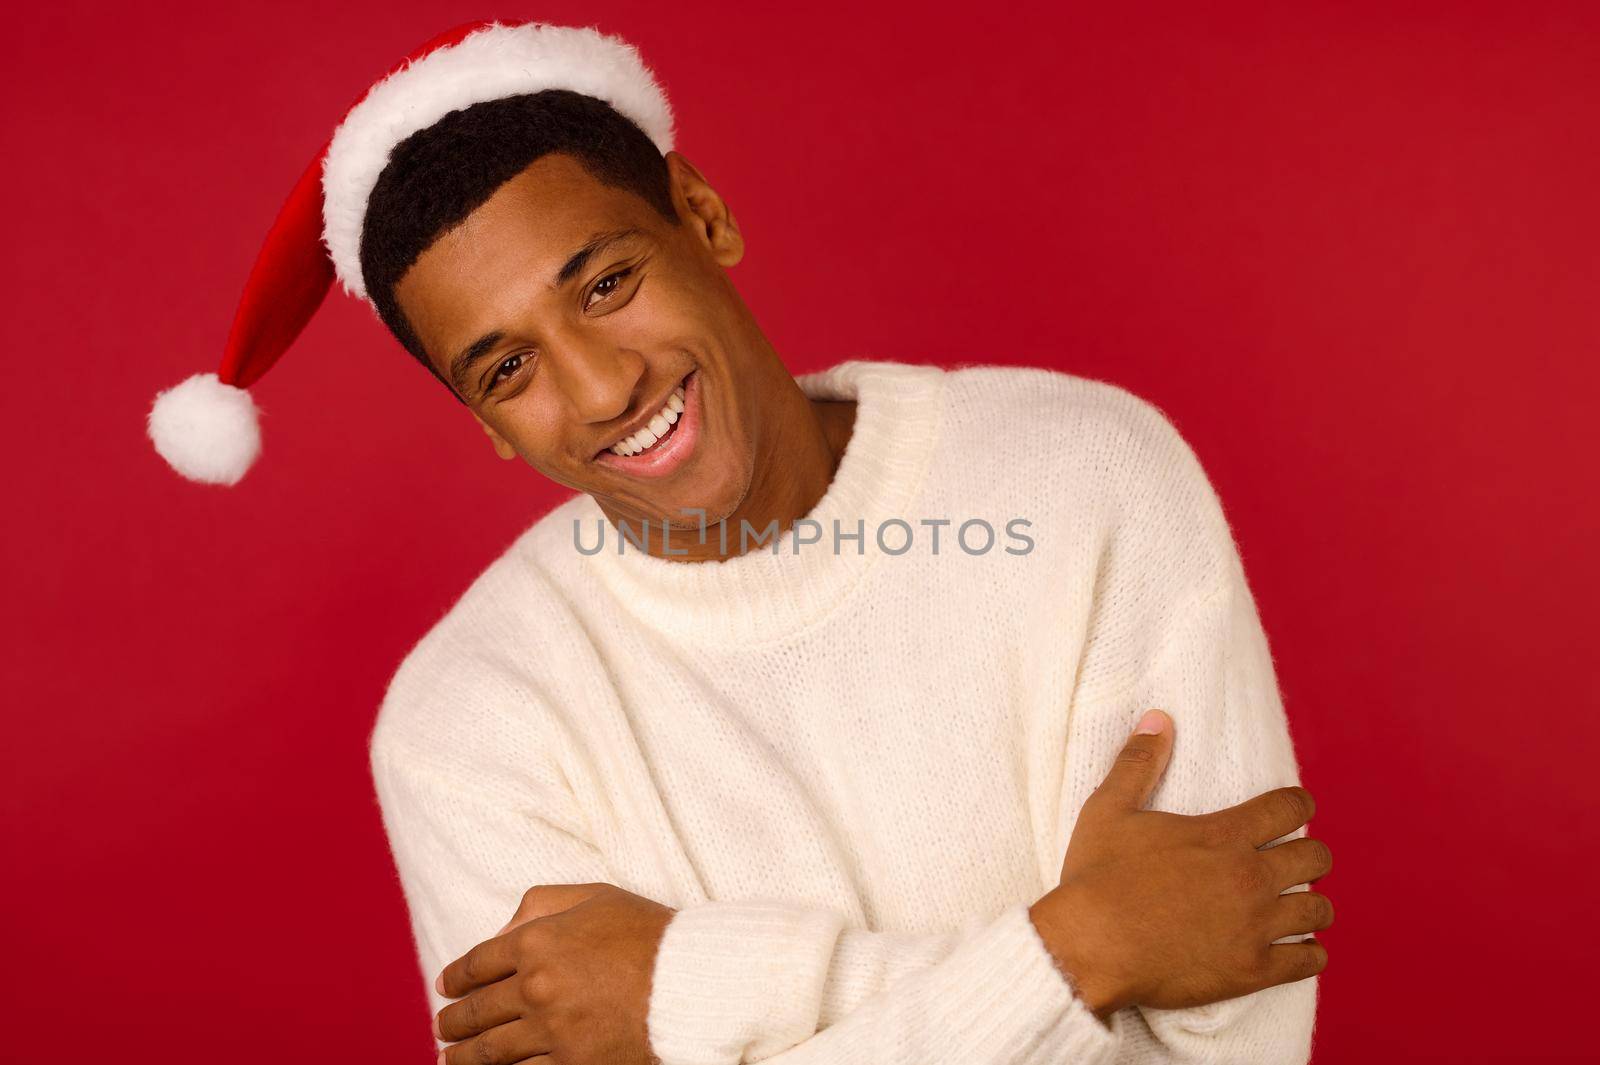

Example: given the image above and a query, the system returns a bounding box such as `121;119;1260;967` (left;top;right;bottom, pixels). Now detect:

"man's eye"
586;267;635;310
492;353;529;388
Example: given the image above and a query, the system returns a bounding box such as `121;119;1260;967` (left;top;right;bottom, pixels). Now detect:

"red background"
5;2;1595;1061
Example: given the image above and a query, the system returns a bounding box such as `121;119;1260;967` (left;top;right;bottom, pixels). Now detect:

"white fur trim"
147;372;263;486
321;21;676;301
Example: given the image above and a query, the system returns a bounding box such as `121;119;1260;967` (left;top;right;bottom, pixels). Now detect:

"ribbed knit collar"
566;358;947;646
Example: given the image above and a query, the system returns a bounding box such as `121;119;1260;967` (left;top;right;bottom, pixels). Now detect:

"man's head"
359;88;793;530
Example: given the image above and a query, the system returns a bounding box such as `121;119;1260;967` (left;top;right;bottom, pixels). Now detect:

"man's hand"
1029;708;1333;1022
433;882;677;1065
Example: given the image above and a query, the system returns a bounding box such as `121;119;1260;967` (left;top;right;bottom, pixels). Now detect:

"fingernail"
437;1051;446;1065
432;1013;442;1040
1134;709;1167;735
435;972;446;996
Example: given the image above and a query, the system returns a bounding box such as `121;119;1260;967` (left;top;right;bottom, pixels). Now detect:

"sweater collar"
563;358;946;645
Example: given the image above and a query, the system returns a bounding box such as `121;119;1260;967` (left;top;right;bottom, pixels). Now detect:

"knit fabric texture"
370;358;1319;1064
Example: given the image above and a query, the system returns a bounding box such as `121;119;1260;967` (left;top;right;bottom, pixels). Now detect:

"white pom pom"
147;372;262;486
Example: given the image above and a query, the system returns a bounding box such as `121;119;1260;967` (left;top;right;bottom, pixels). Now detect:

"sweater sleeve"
1058;395;1319;1063
370;688;1100;1065
375;723;1122;1065
646;904;968;1059
1074;574;1318;1064
369;732;614;1040
649;899;1123;1065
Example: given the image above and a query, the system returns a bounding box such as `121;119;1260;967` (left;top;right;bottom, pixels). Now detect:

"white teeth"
608;381;689;457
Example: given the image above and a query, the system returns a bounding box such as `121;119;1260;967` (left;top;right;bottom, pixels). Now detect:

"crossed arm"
372;744;1117;1065
371;559;1319;1065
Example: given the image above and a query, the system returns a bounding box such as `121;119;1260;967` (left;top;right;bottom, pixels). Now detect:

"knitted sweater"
369;358;1318;1065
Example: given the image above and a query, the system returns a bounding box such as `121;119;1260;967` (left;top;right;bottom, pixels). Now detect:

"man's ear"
472;412;518;461
666;150;743;269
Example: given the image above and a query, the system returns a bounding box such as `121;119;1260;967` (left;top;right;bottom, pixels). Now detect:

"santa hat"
146;19;676;485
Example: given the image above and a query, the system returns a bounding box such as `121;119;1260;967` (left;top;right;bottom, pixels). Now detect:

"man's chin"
592;480;747;535
597;499;739;535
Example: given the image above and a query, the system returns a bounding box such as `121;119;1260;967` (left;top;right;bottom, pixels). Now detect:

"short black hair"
359;89;679;398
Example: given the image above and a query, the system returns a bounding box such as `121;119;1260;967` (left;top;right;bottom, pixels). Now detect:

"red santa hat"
146;19;676;485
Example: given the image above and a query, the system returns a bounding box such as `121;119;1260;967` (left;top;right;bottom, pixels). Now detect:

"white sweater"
370;358;1318;1065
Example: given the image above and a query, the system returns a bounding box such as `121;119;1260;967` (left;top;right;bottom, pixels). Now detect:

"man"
148;21;1331;1065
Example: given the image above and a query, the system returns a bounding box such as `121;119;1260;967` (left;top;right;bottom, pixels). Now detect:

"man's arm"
1080;574;1320;1064
1050;386;1325;1062
374;725;1120;1065
647;900;1119;1065
367;625;1107;1064
426;697;1328;1065
369;730;615;1029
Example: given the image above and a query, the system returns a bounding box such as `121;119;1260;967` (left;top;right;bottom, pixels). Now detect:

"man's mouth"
591;370;701;478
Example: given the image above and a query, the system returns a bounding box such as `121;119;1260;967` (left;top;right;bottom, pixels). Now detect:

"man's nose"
547;339;647;424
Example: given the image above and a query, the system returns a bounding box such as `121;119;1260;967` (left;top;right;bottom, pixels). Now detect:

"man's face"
393;150;770;529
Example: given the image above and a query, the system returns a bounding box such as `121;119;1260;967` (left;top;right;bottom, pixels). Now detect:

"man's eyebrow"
551;227;645;289
447;228;646;393
449;331;506;394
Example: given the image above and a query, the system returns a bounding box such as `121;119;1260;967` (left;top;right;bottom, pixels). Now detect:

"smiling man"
148;20;1330;1065
376;133;857;558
